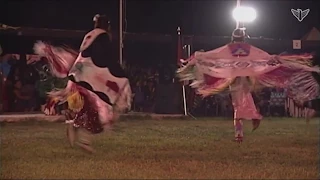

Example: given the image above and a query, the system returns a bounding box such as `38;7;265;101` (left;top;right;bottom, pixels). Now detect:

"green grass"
0;118;319;179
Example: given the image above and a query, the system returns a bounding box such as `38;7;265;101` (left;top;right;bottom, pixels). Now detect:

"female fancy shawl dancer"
33;14;132;152
177;28;320;143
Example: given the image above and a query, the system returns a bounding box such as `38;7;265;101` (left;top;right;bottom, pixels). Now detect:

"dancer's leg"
234;118;243;143
103;105;120;131
252;119;261;131
305;109;316;124
66;123;78;147
63;109;77;147
303;100;317;124
76;128;95;153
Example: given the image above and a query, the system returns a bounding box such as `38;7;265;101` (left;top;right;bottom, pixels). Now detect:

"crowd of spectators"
124;64;159;112
0;54;39;113
0;56;293;117
191;87;288;117
124;63;291;117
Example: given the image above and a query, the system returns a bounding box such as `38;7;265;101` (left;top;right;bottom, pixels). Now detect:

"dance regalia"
299;71;320;111
33;59;68;114
34;28;132;135
177;41;320;142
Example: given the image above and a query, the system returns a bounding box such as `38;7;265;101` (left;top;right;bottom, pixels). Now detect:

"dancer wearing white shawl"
34;14;132;152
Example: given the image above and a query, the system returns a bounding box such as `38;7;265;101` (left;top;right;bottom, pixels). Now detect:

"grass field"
0;118;319;179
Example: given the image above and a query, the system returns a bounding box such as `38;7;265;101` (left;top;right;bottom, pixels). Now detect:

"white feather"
33;41;47;57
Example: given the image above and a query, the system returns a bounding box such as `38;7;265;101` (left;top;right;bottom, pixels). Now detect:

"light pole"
235;0;241;29
119;0;123;66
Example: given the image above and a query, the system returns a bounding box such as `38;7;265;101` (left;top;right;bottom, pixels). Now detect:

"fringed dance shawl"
177;42;320;103
34;28;132;131
177;42;320;142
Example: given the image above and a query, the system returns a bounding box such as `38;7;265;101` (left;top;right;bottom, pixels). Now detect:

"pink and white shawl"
177;42;320;142
33;29;132;127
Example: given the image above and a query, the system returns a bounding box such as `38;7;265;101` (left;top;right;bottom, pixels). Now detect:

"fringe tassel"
287;97;307;118
67;91;84;112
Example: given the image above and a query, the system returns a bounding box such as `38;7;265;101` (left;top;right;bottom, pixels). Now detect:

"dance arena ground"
0;115;318;179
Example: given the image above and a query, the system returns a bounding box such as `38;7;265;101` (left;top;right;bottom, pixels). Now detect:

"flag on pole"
177;27;183;67
176;27;189;86
177;27;190;86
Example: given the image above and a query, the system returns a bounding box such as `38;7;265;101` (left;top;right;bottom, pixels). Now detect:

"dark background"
1;0;319;38
1;0;320;65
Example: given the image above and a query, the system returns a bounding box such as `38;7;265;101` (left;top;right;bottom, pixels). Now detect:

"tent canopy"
301;27;320;41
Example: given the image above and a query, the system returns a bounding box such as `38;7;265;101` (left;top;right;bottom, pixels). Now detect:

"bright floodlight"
232;6;256;22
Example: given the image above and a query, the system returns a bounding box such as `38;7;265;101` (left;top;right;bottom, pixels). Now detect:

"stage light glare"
232;6;257;23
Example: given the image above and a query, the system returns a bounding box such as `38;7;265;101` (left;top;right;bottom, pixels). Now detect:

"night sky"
1;0;320;39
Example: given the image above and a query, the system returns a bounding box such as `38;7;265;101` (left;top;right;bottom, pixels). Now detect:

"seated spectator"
6;64;21;112
144;80;156;112
21;78;37;111
0;71;3;113
133;81;145;112
270;88;286;116
205;96;215;116
221;94;232;117
13;80;36;112
258;88;271;116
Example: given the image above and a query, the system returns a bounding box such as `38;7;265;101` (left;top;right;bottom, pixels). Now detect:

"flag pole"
182;86;187;116
177;27;188;116
119;0;123;65
182;45;192;116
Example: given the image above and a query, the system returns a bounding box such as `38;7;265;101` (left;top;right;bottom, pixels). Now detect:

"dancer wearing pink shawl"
177;28;320;143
